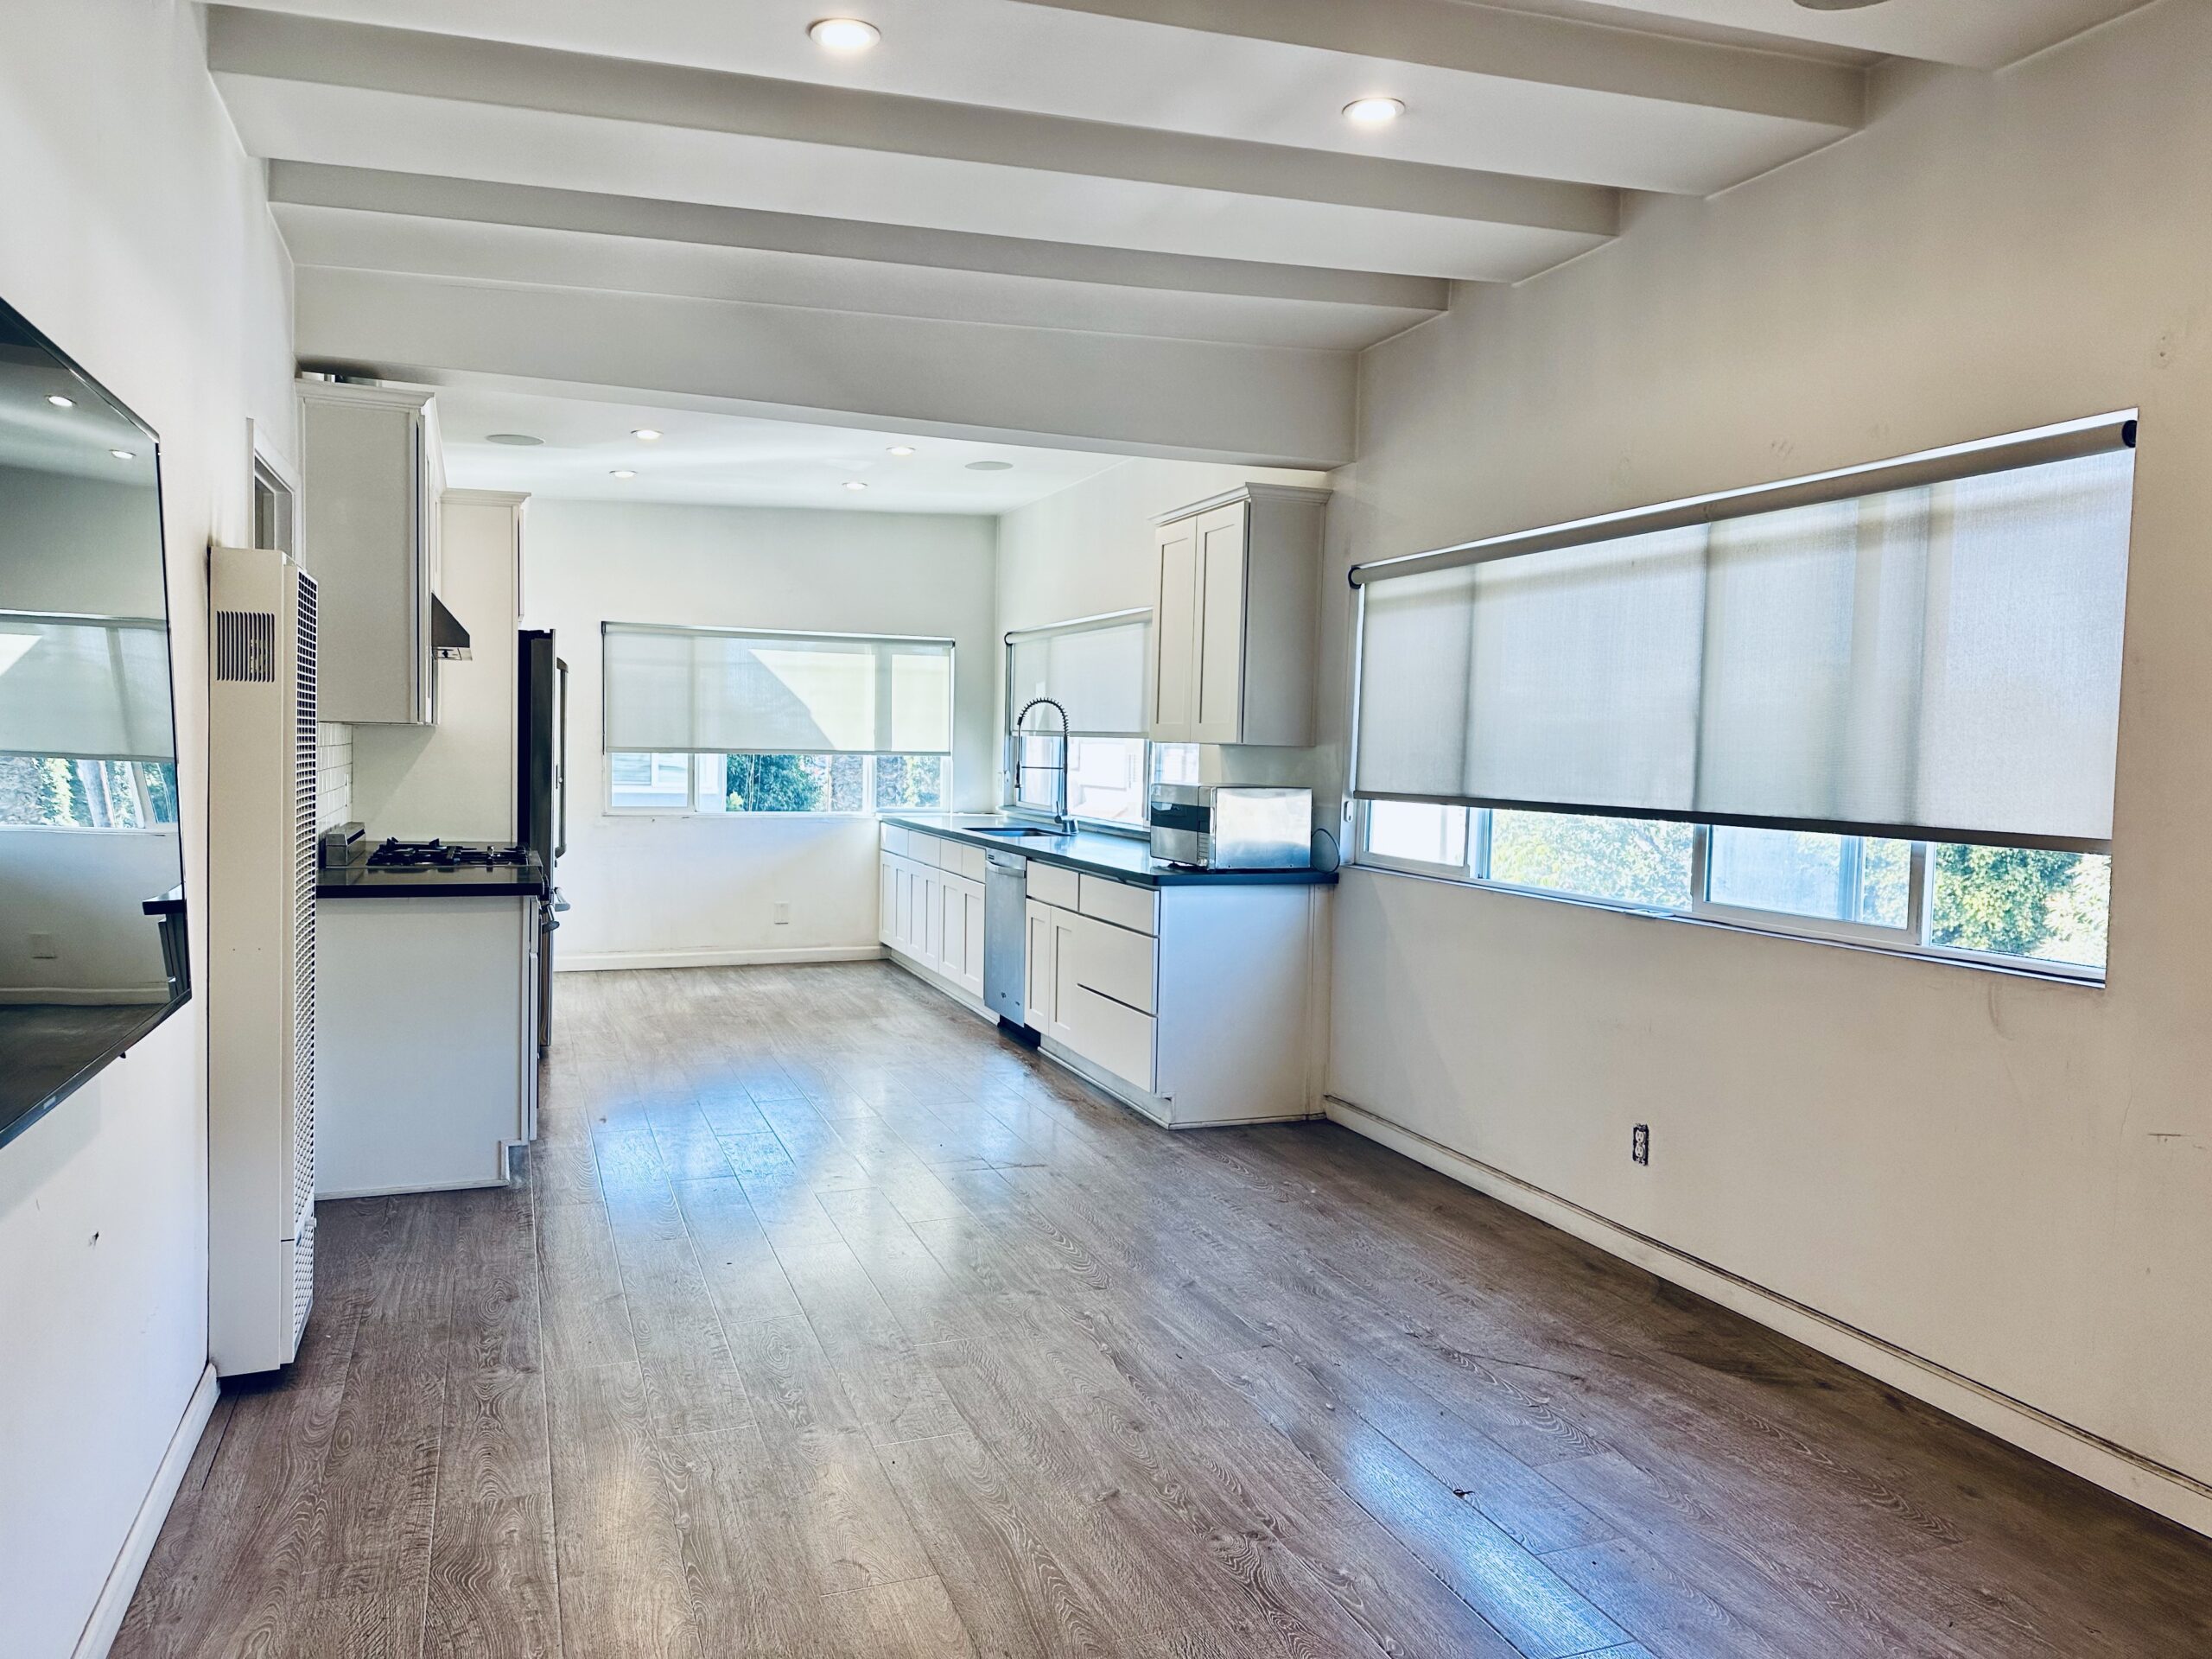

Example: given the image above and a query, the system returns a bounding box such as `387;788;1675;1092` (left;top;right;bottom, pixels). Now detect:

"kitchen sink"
966;825;1062;840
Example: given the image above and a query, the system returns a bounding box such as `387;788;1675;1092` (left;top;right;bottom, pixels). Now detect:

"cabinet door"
879;856;897;947
1025;899;1055;1029
939;875;968;981
921;868;943;966
1192;501;1249;744
962;887;987;996
1151;517;1199;741
1049;908;1082;1048
895;862;916;950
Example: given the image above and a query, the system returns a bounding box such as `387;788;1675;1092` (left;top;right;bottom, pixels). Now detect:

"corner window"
607;752;945;816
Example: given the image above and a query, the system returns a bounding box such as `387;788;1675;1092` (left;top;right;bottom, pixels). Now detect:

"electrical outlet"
28;931;58;961
1631;1123;1649;1166
772;902;791;926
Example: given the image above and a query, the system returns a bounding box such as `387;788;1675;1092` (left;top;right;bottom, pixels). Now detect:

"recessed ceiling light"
109;448;136;461
46;394;73;409
887;445;915;456
1343;97;1405;127
843;480;869;491
486;432;543;447
609;468;637;479
631;428;662;442
808;17;880;51
965;460;1014;472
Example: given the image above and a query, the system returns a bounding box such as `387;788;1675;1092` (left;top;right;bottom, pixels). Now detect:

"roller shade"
602;623;952;755
1006;611;1149;736
0;613;175;762
1351;424;2137;852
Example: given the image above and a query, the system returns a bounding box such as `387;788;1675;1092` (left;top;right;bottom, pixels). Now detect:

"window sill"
1346;861;2106;988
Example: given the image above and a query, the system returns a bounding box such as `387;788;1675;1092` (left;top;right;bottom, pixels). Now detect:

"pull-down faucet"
1014;696;1073;834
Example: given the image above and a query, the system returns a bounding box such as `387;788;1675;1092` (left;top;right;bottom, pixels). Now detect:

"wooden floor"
118;963;2212;1658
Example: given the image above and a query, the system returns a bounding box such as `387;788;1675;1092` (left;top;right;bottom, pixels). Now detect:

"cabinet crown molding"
1153;482;1332;527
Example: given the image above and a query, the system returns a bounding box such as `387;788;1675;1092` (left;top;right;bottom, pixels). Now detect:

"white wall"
1319;1;2212;1520
0;830;180;996
0;3;296;1654
349;491;522;842
523;499;997;968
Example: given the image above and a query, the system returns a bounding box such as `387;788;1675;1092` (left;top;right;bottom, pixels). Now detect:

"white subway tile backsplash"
316;721;353;830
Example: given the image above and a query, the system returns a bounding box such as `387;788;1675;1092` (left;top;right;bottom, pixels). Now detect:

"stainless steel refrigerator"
517;629;566;1057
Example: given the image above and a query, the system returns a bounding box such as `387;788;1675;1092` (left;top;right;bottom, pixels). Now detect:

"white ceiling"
210;0;2155;467
436;386;1127;513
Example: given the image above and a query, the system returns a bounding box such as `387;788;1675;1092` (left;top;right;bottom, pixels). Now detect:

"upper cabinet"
1149;484;1330;747
298;379;445;724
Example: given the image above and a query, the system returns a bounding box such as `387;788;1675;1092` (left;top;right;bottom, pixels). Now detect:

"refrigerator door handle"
555;658;569;861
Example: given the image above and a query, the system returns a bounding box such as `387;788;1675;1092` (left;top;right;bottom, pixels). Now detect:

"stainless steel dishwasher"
983;850;1029;1027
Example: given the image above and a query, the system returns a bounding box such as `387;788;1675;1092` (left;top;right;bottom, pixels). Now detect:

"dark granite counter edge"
317;868;549;899
880;816;1338;887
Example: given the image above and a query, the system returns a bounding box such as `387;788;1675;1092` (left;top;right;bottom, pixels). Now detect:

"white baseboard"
1325;1095;2212;1542
556;944;884;972
74;1363;219;1659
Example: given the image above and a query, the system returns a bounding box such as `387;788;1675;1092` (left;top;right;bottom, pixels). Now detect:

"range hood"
431;594;473;660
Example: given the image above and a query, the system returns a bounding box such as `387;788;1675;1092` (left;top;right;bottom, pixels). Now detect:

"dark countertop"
318;851;548;900
881;815;1337;887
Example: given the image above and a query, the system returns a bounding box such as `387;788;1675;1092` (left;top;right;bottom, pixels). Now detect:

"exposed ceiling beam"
1578;0;2152;71
294;266;1358;467
206;9;1618;264
266;162;1450;315
1007;0;1863;125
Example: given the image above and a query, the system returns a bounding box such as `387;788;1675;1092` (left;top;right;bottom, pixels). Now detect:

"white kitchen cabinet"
878;830;986;1002
299;378;447;725
1149;484;1331;747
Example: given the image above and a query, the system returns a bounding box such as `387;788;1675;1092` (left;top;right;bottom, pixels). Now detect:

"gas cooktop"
365;838;533;872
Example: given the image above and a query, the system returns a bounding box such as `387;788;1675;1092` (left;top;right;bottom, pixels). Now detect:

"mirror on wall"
0;296;188;1149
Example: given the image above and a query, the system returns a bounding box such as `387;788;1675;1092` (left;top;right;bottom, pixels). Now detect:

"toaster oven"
1147;785;1312;871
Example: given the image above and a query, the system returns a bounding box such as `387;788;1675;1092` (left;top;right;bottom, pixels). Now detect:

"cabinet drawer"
1073;914;1155;1015
881;824;910;857
1067;984;1155;1092
957;843;988;882
1078;874;1157;936
1027;861;1079;909
911;834;947;868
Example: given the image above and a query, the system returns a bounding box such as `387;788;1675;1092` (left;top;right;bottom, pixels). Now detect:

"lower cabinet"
879;836;984;1000
881;826;1321;1128
1025;894;1154;1094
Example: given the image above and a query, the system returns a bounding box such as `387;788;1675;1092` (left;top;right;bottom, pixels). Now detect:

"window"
1004;612;1152;831
1357;804;2110;976
1349;417;2136;981
601;621;953;817
0;756;178;830
607;752;944;816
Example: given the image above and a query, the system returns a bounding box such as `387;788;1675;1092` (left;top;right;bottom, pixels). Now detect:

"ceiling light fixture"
1343;97;1405;127
808;17;880;51
609;468;637;479
631;428;662;442
1793;0;1889;9
109;448;137;461
887;445;915;456
843;480;868;491
965;460;1014;473
46;394;73;409
486;432;543;447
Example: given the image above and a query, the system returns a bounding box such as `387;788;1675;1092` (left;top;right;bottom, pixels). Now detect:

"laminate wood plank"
533;1185;636;1373
110;1382;346;1659
1212;1344;1629;1659
543;1360;703;1658
875;1427;1125;1659
441;1184;543;1376
529;1142;603;1209
601;1165;754;1440
818;1574;982;1658
423;1368;561;1659
815;1184;990;1344
767;1229;968;1445
646;1109;738;1182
